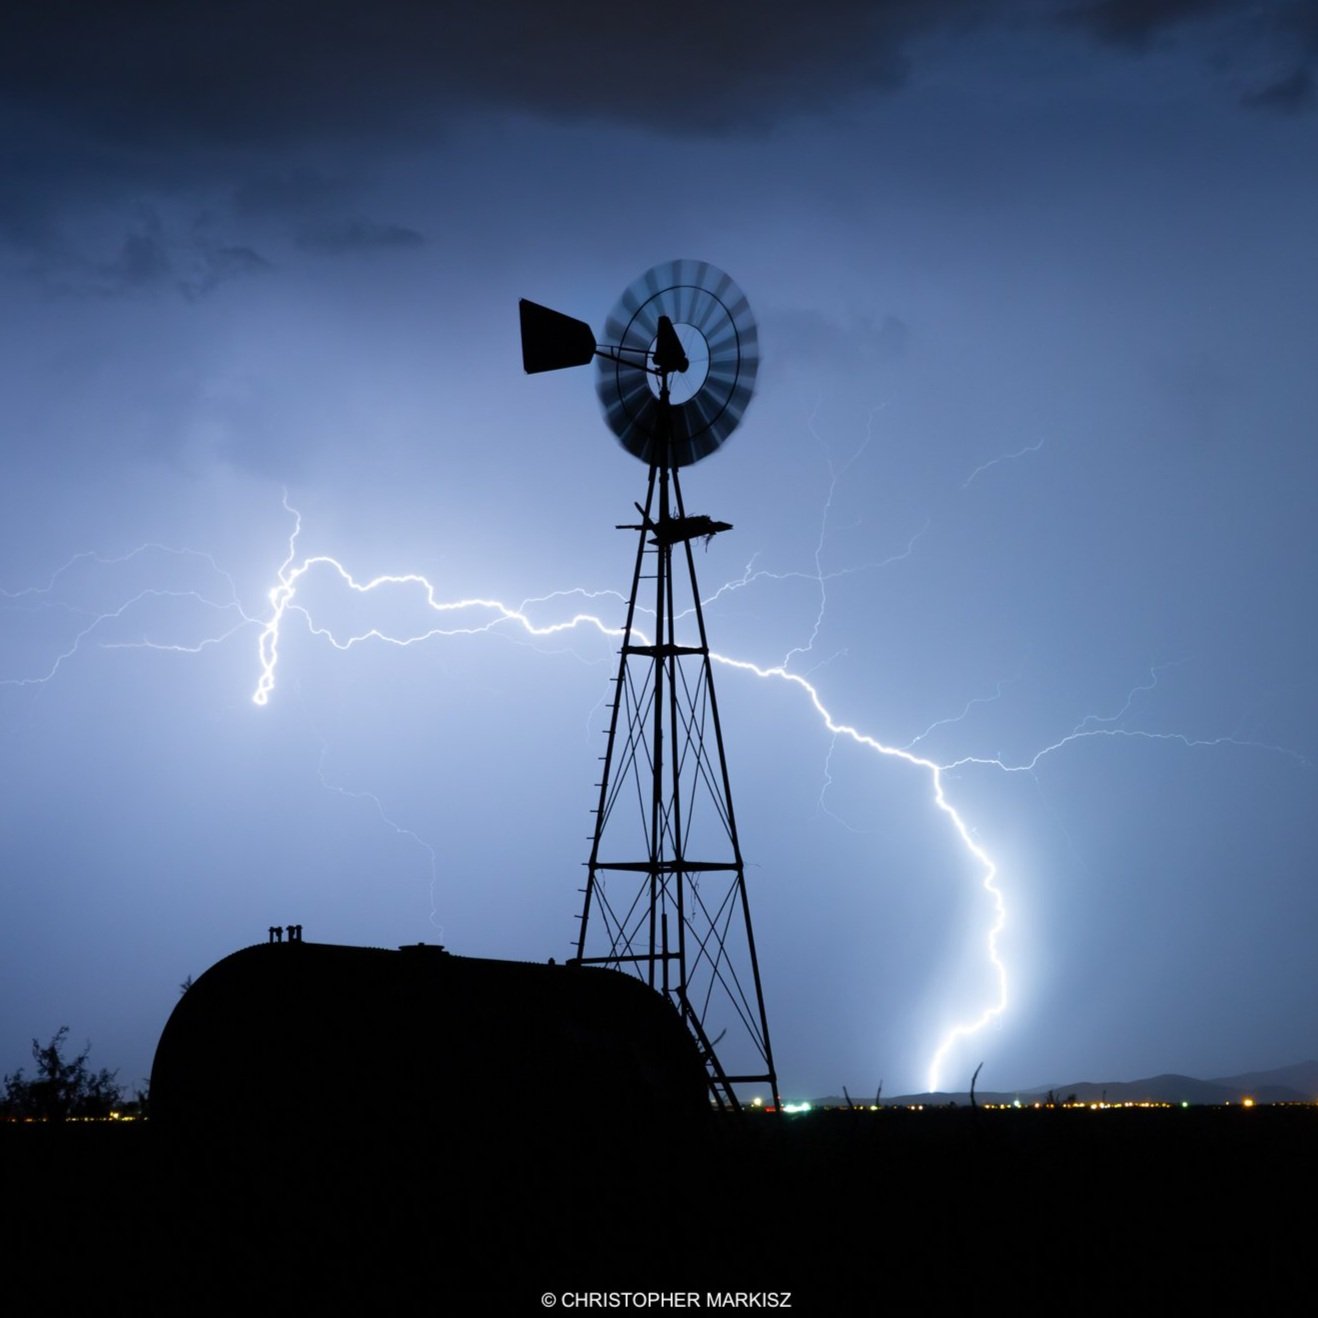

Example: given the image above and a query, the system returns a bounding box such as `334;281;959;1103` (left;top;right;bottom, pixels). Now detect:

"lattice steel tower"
519;260;780;1110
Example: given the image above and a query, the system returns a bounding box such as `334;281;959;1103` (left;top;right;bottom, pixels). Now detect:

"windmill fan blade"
595;260;759;468
519;299;597;374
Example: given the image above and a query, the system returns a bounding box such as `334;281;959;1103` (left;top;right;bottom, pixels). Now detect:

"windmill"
521;260;780;1110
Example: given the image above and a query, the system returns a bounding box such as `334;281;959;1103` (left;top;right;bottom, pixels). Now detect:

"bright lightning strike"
10;498;1299;1097
249;497;1005;1093
252;498;627;707
707;651;1007;1093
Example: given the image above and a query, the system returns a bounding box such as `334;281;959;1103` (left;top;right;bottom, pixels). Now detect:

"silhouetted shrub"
2;1027;121;1120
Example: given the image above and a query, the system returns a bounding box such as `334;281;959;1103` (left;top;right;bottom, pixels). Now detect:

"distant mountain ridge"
817;1059;1318;1108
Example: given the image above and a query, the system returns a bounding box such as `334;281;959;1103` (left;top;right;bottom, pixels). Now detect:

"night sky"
3;2;1316;1101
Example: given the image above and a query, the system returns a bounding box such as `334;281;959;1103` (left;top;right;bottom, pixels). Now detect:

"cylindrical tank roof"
151;942;709;1130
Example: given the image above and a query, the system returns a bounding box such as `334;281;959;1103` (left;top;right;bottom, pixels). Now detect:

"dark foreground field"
5;1106;1314;1310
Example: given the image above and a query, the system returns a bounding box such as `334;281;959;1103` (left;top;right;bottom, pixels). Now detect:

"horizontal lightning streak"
0;544;237;601
252;500;629;706
938;662;1308;775
2;544;256;689
960;437;1046;490
945;725;1310;775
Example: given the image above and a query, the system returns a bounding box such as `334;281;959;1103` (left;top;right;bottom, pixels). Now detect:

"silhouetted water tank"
151;942;709;1131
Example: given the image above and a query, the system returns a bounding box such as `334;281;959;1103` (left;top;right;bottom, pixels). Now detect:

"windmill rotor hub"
647;320;708;402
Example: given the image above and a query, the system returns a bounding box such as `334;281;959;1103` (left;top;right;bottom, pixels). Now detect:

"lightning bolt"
0;524;453;929
960;437;1047;490
1;544;258;689
940;662;1308;776
246;495;1006;1093
252;497;627;707
900;677;1020;753
704;651;1007;1092
313;740;443;930
8;494;1302;1097
245;500;1305;1094
679;405;927;649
